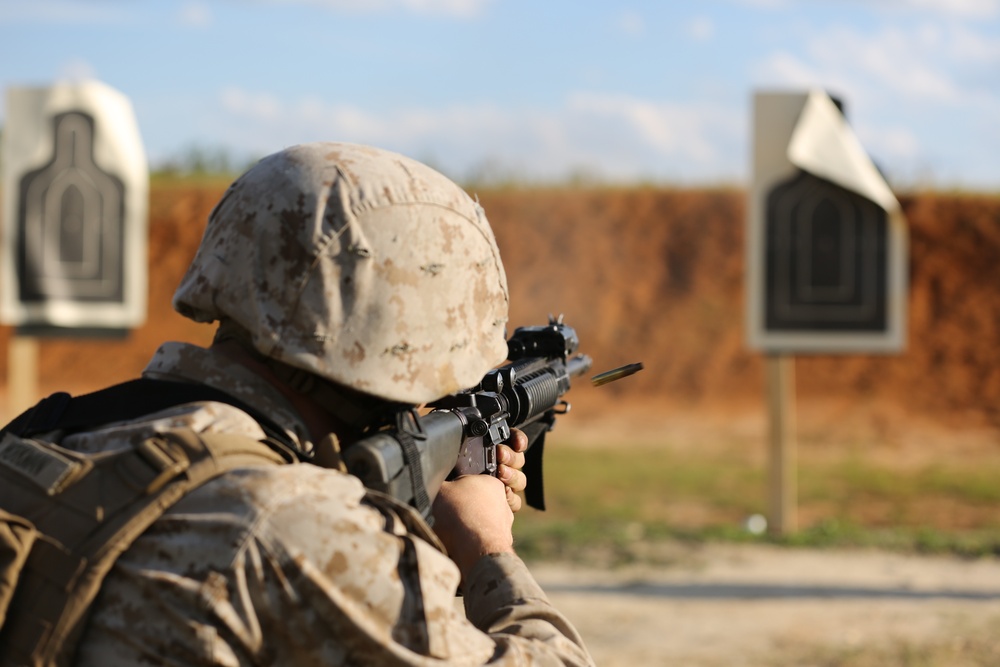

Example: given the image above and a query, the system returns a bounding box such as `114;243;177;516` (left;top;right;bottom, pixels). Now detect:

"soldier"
58;142;593;665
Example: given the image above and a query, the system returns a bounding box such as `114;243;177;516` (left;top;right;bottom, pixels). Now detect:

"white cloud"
617;11;645;36
206;87;744;182
872;0;1000;18
811;25;960;102
730;0;1000;17
750;17;1000;187
752;51;834;90
178;2;213;28
731;0;790;8
257;0;492;18
403;0;490;16
753;21;999;106
686;15;715;41
0;0;131;24
56;57;98;82
859;123;921;159
566;92;729;164
220;87;283;121
944;23;1000;63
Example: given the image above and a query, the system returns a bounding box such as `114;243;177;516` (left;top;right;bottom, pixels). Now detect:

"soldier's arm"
433;474;595;666
94;465;595;667
464;552;594;666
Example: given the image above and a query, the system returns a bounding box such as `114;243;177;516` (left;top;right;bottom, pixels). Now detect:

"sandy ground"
528;543;1000;666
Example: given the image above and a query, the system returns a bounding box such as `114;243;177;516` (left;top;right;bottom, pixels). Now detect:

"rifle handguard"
344;320;592;515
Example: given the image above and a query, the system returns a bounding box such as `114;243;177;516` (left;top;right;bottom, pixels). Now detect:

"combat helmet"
173;142;510;406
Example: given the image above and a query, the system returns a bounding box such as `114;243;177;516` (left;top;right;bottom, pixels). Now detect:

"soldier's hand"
496;428;528;513
432;475;514;581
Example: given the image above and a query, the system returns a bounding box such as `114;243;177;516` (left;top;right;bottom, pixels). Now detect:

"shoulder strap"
2;378;298;458
0;428;288;667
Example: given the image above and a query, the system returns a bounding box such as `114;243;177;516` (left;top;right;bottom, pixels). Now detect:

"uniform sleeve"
77;465;594;667
254;475;595;666
463;553;595;667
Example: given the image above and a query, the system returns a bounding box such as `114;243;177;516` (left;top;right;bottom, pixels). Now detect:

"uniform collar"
142;342;314;455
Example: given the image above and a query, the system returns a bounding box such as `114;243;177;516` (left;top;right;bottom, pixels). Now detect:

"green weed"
513;444;1000;563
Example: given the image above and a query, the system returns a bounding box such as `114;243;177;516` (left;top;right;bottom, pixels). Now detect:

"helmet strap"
214;320;413;442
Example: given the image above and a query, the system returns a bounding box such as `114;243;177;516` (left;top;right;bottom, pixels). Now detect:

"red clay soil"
483;188;1000;431
2;185;999;438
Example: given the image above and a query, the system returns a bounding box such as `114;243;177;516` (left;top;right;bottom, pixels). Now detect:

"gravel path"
529;543;1000;666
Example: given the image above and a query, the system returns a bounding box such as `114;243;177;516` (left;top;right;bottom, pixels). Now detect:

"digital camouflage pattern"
173;142;510;405
63;344;593;666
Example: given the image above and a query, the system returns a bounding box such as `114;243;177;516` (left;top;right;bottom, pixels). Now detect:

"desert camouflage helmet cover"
174;142;510;404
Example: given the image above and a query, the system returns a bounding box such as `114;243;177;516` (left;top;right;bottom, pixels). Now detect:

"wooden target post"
766;354;796;535
746;90;908;536
7;336;39;419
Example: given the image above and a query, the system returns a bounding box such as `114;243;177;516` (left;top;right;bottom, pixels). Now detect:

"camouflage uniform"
64;342;593;666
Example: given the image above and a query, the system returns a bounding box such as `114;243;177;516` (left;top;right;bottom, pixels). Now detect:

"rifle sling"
2;378;299;460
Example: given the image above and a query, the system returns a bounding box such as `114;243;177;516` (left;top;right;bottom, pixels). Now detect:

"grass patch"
513;444;1000;563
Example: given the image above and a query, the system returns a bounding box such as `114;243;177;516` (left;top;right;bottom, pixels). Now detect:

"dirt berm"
2;186;999;444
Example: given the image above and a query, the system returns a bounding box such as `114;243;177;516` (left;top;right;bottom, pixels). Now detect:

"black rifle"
343;318;592;517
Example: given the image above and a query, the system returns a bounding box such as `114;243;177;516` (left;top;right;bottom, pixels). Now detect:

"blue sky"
1;0;998;188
